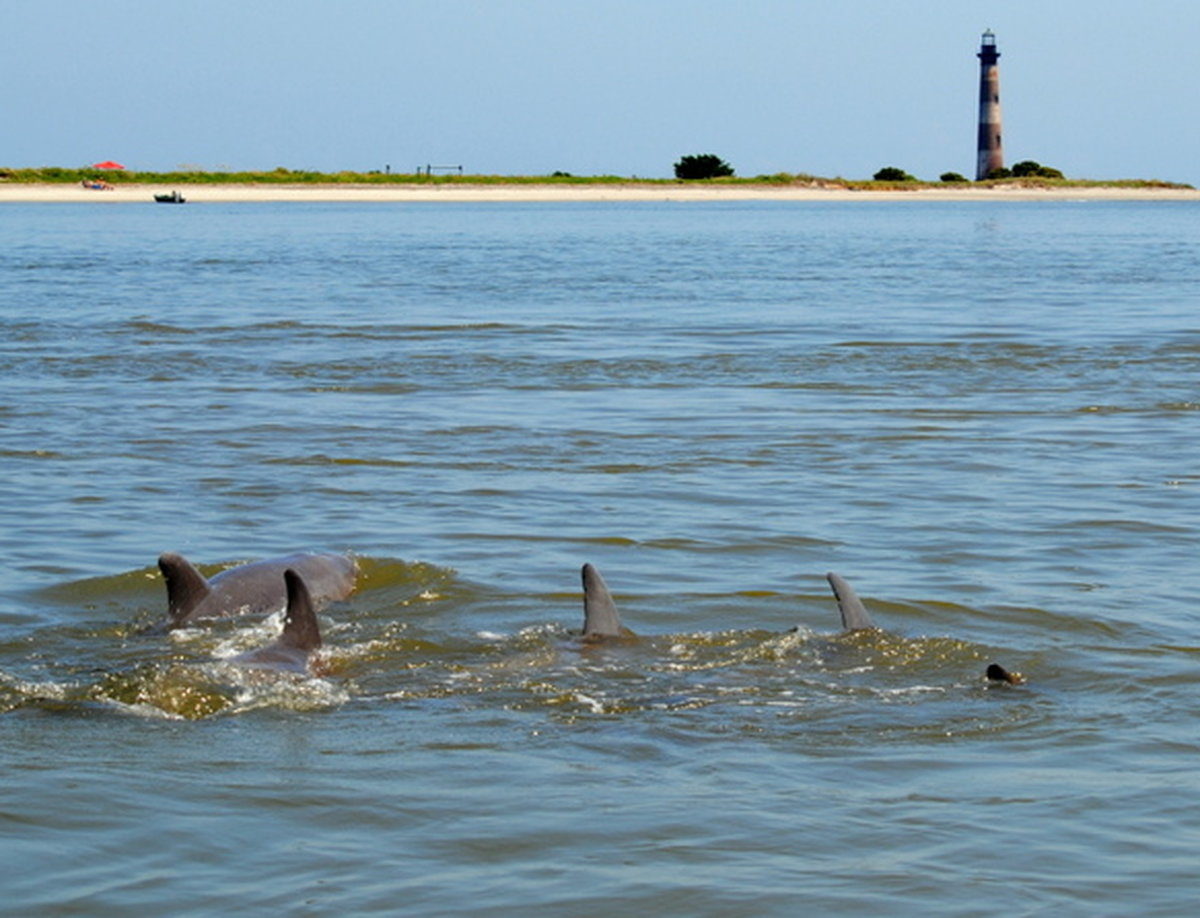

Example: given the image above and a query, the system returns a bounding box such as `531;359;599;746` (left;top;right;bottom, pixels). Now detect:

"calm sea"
1;199;1197;915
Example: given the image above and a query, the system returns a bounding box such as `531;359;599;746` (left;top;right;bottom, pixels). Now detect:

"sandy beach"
2;182;1198;204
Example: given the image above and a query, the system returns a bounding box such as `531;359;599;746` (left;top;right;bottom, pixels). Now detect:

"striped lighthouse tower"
975;30;1004;180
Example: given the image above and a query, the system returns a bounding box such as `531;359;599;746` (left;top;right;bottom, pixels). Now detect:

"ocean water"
1;199;1197;915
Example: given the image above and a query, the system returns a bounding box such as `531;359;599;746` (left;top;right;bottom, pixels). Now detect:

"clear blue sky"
4;0;1198;184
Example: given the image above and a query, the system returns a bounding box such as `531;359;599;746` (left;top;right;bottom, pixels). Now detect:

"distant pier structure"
975;30;1004;180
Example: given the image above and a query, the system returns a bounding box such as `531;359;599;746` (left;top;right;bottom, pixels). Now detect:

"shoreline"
2;182;1198;203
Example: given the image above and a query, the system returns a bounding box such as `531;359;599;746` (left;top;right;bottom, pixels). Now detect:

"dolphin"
985;663;1025;685
825;572;876;631
581;563;636;641
826;573;1027;682
155;551;356;631
232;569;323;673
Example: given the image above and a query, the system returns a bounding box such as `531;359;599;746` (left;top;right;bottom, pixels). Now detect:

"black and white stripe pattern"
975;31;1004;180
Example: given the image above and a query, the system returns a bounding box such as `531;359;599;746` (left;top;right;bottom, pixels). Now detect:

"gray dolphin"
985;663;1025;685
232;569;323;673
581;563;636;641
826;573;1027;682
825;572;876;631
156;551;356;630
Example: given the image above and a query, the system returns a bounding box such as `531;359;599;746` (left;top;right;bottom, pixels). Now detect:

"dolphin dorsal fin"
279;569;322;652
158;552;212;625
826;572;876;631
581;563;625;638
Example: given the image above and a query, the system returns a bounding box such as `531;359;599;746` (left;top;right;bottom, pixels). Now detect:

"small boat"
154;190;186;204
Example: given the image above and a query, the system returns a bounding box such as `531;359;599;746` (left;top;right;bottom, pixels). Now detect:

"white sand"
1;182;1197;203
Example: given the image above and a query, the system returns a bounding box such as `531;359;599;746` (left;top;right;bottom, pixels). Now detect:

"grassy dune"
0;166;1192;191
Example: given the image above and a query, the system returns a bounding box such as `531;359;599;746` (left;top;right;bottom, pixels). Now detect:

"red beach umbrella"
92;160;126;170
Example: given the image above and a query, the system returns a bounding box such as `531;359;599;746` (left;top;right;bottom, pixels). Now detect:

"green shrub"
873;166;915;181
940;171;968;183
674;154;734;180
1015;160;1066;178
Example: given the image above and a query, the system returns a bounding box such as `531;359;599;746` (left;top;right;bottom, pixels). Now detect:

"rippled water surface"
2;200;1198;915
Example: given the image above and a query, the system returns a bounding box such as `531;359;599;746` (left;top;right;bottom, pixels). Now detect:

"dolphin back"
156;550;356;630
158;552;212;626
284;553;357;605
826;572;876;631
279;569;322;652
581;563;629;639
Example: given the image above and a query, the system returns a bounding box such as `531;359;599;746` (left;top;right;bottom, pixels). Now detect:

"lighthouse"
975;30;1004;180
